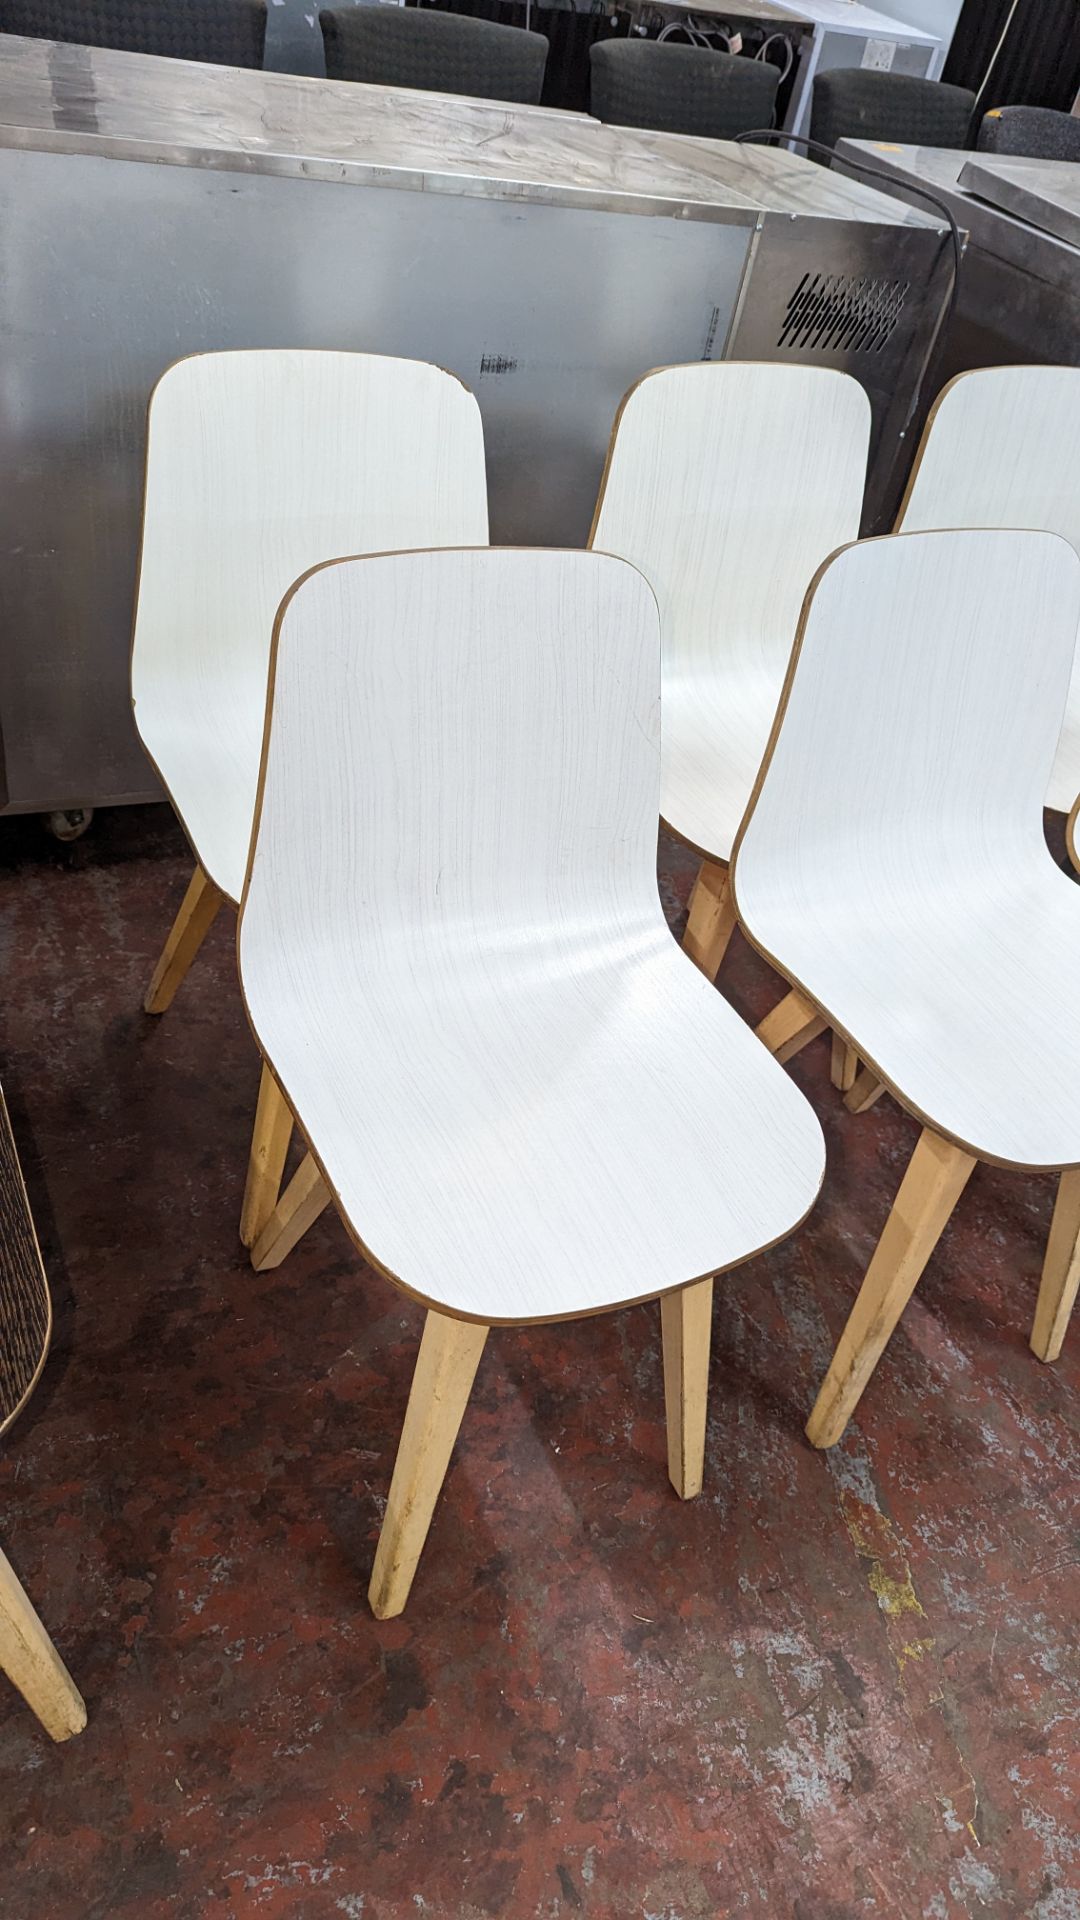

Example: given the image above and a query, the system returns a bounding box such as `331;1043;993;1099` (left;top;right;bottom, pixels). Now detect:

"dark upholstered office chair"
320;6;548;105
979;104;1080;160
589;39;778;138
0;0;266;64
0;1085;86;1742
809;70;974;153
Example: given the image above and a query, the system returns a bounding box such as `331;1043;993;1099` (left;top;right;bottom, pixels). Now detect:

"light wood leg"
250;1153;330;1271
0;1545;86;1742
831;1034;860;1093
1066;795;1079;877
240;1064;295;1249
661;1277;714;1499
1031;1169;1080;1363
755;988;826;1066
368;1311;488;1620
845;1067;886;1114
806;1128;976;1450
682;860;737;982
143;864;223;1014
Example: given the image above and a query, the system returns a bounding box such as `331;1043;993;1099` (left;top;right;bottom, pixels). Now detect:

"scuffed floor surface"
0;805;1077;1920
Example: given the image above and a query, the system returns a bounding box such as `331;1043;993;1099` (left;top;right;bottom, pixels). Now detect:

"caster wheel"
43;807;94;843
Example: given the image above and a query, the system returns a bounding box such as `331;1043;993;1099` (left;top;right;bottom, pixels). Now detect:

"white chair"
899;365;1080;816
760;363;1080;1104
589;361;870;982
131;348;489;1244
734;528;1080;1448
237;546;824;1616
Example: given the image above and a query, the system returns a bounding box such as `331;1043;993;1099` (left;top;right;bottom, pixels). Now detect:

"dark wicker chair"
588;38;778;139
978;104;1080;160
0;0;266;66
809;70;975;154
320;5;548;106
0;1085;86;1742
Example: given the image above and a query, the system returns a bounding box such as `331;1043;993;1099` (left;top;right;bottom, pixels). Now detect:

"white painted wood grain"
590;362;871;862
132;350;489;902
734;527;1080;1169
899;365;1080;814
238;548;824;1323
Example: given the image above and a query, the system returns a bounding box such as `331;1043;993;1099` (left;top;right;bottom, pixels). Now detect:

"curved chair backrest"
897;365;1080;811
240;545;662;1072
0;0;267;66
978;104;1080;159
0;1088;50;1441
809;69;974;152
589;362;870;849
320;6;548;105
734;529;1080;950
588;39;778;137
132;351;489;903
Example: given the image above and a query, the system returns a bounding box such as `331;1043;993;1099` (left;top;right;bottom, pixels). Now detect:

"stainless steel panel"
0;148;749;812
959;156;1080;253
831;141;1080;517
838;140;1080;295
0;42;950;813
727;210;953;529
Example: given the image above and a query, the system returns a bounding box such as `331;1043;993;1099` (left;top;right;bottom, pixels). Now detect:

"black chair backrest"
978;103;1080;160
589;38;778;139
320;5;548;106
809;69;974;153
0;0;266;65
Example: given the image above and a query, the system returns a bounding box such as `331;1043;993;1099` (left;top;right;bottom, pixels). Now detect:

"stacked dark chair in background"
809;69;974;154
0;0;266;65
321;4;548;105
978;103;1080;158
589;39;778;139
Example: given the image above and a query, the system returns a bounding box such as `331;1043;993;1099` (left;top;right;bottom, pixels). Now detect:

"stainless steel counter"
0;37;949;812
959;155;1080;253
838;139;1080;362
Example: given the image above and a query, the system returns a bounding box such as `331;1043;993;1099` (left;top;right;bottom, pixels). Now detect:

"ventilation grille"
777;271;909;355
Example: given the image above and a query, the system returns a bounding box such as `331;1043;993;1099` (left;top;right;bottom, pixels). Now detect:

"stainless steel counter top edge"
0;34;940;227
838;139;1080;296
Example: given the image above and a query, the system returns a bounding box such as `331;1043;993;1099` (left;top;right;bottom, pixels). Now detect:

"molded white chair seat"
131;348;488;1251
753;860;1080;1169
661;664;792;859
244;915;822;1324
590;361;870;978
735;528;1080;1449
239;546;824;1613
143;681;265;904
898;363;1080;814
132;347;488;967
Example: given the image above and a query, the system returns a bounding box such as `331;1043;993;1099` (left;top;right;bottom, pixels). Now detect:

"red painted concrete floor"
0;804;1078;1920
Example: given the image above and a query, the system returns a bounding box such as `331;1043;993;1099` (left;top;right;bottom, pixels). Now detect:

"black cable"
733;127;965;336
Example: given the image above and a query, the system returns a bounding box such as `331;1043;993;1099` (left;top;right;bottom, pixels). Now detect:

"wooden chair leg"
143;864;223;1014
682;860;737;982
250;1153;330;1271
368;1311;489;1620
661;1277;713;1499
806;1127;976;1450
1066;794;1079;877
1031;1168;1080;1363
0;1545;86;1742
845;1067;886;1114
240;1064;294;1249
831;1034;860;1093
755;988;826;1065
